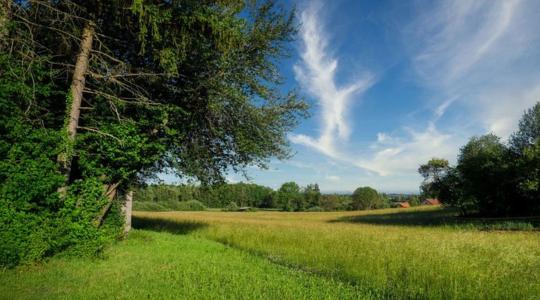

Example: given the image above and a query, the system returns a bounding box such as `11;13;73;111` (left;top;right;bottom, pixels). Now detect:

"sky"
165;0;540;193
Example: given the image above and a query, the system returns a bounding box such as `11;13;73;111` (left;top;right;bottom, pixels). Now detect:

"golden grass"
134;206;540;299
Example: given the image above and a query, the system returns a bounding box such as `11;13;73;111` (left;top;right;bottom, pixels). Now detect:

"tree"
351;187;382;210
420;102;540;217
418;158;449;198
304;183;321;207
457;134;512;216
277;182;303;211
1;0;307;266
57;22;95;188
510;102;540;153
510;102;540;214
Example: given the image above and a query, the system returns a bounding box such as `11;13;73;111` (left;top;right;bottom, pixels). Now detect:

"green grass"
0;230;363;299
3;206;540;299
133;206;540;299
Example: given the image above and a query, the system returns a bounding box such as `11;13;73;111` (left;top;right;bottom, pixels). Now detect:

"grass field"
0;230;362;299
2;206;539;299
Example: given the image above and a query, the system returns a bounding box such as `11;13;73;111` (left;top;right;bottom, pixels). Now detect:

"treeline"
134;183;421;211
419;102;540;217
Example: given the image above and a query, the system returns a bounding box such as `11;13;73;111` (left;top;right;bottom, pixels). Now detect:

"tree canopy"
351;187;382;210
420;102;540;216
0;0;306;267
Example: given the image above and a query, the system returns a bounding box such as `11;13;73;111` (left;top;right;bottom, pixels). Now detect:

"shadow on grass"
332;207;540;231
132;216;208;235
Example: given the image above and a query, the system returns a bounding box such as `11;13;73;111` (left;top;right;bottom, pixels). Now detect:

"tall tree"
2;0;308;266
58;22;95;183
418;158;449;198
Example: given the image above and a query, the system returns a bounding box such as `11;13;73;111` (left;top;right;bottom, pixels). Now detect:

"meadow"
2;206;539;299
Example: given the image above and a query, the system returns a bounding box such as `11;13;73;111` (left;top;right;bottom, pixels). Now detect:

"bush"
223;201;239;211
0;177;123;267
0;124;123;267
133;201;168;211
306;206;324;212
351;187;382;210
133;200;206;211
175;200;206;211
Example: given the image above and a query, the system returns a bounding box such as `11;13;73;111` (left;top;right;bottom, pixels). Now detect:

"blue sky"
165;0;540;193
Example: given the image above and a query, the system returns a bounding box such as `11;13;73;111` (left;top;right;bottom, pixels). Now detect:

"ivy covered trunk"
94;182;120;227
0;0;12;50
58;22;95;182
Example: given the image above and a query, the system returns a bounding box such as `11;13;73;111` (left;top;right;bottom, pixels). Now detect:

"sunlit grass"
0;230;363;299
134;206;540;299
2;207;539;299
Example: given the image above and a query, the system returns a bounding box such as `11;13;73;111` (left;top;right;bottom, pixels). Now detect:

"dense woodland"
133;182;420;211
0;0;307;267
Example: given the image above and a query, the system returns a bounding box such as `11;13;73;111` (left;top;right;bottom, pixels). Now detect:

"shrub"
223;201;239;211
306;206;324;212
133;201;168;211
351;187;382;210
176;200;206;211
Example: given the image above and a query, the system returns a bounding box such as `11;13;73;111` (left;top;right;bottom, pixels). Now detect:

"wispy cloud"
356;123;461;176
325;175;340;182
361;0;540;175
290;2;374;158
410;0;540;137
285;0;540;191
412;0;521;87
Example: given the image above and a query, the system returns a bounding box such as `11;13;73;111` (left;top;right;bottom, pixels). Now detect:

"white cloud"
289;1;463;177
325;175;340;182
286;0;540;191
290;2;374;159
356;123;463;176
410;0;540;137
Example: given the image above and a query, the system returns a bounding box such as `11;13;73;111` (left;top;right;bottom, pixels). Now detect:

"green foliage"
0;170;123;267
0;55;123;267
133;199;206;212
510;103;540;214
134;183;275;209
510;102;540;153
456;134;512;215
305;206;324;212
423;102;540;216
1;0;306;267
418;158;449;199
408;195;421;206
176;200;206;211
303;183;321;208
135;182;349;212
277;182;303;211
319;194;351;211
224;201;239;211
133;201;169;212
351;187;382;210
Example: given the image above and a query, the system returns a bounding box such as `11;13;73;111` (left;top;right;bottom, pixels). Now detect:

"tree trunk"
0;0;12;50
122;191;133;235
58;22;95;180
93;182;120;227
